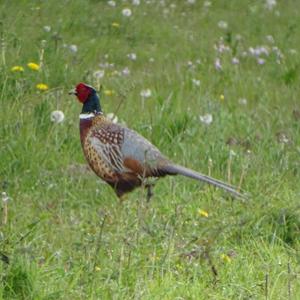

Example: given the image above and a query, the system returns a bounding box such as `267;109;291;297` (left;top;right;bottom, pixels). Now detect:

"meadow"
0;0;300;299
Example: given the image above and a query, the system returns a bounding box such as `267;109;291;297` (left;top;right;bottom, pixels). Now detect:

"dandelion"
220;253;231;263
43;25;51;32
122;8;132;17
192;79;200;87
127;53;137;61
132;0;140;5
198;209;209;218
111;22;120;28
107;0;116;7
36;83;49;91
69;44;78;53
93;70;105;79
27;62;40;71
220;94;225;101
106;113;118;123
140;89;152;98
218;20;228;29
104;89;114;96
11;66;24;72
50;110;65;123
199;113;213;125
214;58;222;71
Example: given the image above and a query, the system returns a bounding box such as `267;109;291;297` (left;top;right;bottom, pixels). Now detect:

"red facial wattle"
76;83;92;103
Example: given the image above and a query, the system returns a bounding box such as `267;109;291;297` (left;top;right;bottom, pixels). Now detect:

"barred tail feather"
162;164;245;198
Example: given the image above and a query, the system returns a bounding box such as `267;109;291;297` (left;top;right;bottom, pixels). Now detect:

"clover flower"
36;83;49;91
27;62;40;71
50;110;65;123
11;66;24;72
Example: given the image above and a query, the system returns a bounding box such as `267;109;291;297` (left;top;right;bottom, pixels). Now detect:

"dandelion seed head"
199;113;213;125
43;25;51;32
69;44;78;53
140;89;152;98
50;110;64;123
122;8;132;17
127;53;137;61
107;0;116;7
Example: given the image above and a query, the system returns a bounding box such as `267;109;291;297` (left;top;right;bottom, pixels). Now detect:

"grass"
0;0;300;299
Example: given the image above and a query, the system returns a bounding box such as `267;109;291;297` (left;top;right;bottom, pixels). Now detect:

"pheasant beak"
68;88;77;95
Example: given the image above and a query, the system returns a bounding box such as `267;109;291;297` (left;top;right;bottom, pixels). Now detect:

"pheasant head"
69;83;102;114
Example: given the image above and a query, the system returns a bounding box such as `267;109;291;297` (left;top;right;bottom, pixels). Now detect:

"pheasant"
69;83;244;200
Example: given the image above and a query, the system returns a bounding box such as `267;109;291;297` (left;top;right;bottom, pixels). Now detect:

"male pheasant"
69;83;244;199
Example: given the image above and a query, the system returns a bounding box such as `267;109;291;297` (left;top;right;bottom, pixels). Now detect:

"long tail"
162;164;245;198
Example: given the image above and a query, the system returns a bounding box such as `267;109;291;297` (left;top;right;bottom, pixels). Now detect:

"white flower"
122;8;132;17
140;89;152;98
43;26;51;32
232;57;240;65
266;0;276;10
106;113;118;124
215;58;222;70
187;0;196;4
127;53;137;60
93;70;105;79
51;110;65;123
229;150;237;158
149;57;155;63
69;44;78;53
203;1;211;7
238;98;247;105
266;35;274;43
132;0;140;5
122;67;130;76
218;20;228;29
2;192;9;203
199;114;213;125
107;0;116;7
192;79;201;86
257;58;265;65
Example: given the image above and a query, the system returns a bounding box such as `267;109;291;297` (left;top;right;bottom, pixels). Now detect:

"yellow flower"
112;22;120;28
11;66;24;72
220;254;231;263
36;83;49;91
198;209;209;218
104;89;114;96
95;266;101;272
27;62;40;71
220;94;225;101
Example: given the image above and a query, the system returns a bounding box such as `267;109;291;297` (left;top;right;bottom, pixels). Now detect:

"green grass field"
1;0;300;299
